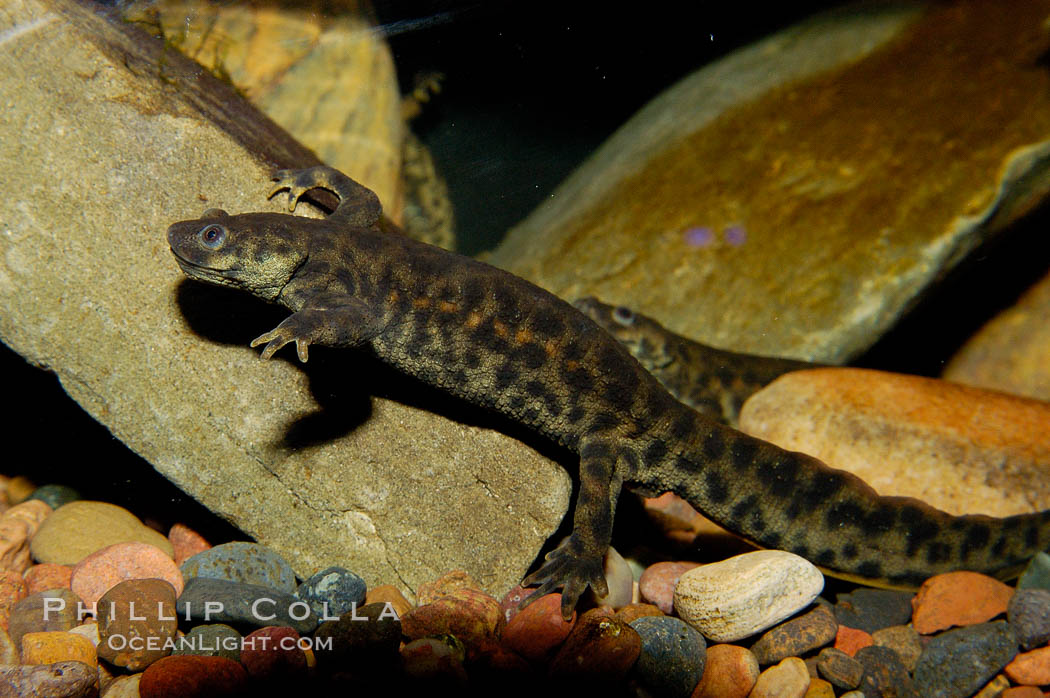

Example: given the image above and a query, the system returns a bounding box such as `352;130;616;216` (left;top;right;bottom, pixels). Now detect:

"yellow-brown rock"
21;630;97;669
488;1;1050;362
30;501;173;566
945;269;1050;402
740;368;1050;517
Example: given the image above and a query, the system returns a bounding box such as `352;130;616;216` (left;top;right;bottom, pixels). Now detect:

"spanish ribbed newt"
167;166;1050;619
574;297;821;427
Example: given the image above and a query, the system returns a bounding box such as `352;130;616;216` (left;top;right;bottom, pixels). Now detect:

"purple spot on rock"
684;226;714;247
725;224;747;246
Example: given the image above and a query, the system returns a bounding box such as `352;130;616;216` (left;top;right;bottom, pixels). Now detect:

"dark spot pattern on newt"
167;166;1050;620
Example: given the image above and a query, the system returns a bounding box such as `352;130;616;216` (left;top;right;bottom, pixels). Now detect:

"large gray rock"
0;0;568;598
488;1;1050;363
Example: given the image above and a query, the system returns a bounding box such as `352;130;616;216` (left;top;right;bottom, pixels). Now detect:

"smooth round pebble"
24;563;72;594
167;523;210;566
27;484;80;510
549;608;641;679
1004;645;1050;686
8;589;82;648
816;647;863;689
175;577;316;634
629;615;705;698
911;570;1014;634
501;592;575;662
871;624;922;671
749;656;809;698
173;623;242;662
1017;551;1050;590
639;561;699;614
21;630;97;668
240;626;307;680
590;545;633;609
692;643;760;698
296;566;366;618
834;625;873;656
1007;587;1050;650
750;603;837;665
180;541;296;592
855;644;916;697
71;542;182;609
913;620;1018;697
96;578;178;671
102;674;142;698
673;550;823;642
365;584;412;618
30;501;173;565
139;654;247;697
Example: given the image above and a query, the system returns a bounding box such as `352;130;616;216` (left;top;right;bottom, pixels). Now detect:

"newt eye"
198;224;227;250
612;306;635;326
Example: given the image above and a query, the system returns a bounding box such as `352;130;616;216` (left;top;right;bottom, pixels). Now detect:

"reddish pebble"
241;626;307;680
139;655;247;697
415;570;483;605
24;564;73;594
834;625;873;656
614;603;665;624
692;643;759;698
167;523;210;566
639;561;700;615
1004;645;1050;686
400;587;501;658
499;584;536;626
911;571;1013;634
549;608;641;679
0;571;27;630
365;584;413;618
1001;687;1046;698
501;593;575;663
70;542;183;610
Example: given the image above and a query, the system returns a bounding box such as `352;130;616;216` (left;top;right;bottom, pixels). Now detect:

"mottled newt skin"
574;298;821;427
167;166;1050;618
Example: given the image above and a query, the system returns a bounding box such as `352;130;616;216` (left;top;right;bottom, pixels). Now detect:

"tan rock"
21;630;97;668
364;585;413;617
0;571;27;631
750;656;810;698
973;674;1011;698
0;0;567;599
101;673;141;698
31;501;173;566
488;1;1050;363
0;500;51;574
692;643;759;698
739;368;1050;517
945;269;1050;401
4;477;35;506
0;626;18;664
674;550;823;643
0;661;95;697
804;677;836;698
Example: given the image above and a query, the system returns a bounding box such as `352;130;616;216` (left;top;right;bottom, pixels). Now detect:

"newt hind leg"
269;166;382;227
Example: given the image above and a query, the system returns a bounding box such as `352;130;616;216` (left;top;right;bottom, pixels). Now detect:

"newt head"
574;297;674;369
167;208;308;301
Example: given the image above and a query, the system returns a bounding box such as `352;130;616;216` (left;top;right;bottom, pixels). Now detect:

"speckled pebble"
24;564;73;595
313;602;402;675
27;485;80;510
629;615;705;698
0;627;17;664
871;624;922;672
167;523;210;566
749;656;810;698
176;576;316;634
138;654;248;698
1017;551;1050;591
833;625;873;656
674;550;823;642
416;569;482;605
30;501;172;565
172;623;242;662
296;566;366;618
805;678;836;698
1008;588;1050;650
0;661;95;698
365;584;412;618
911;570;1014;634
400;586;501;658
614;602;664;624
0;571;26;630
96;578;178;671
240;625;307;680
71;542;183;610
501;592;574;663
549;608;641;679
816;647;863;689
855;644;917;698
591;545;633;609
639;561;699;615
179;541;296;592
8;589;82;648
1004;644;1050;686
751;603;837;665
499;584;533;625
401;635;468;682
0;500;51;573
913;621;1018;697
20;630;96;670
833;588;914;633
691;643;759;698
